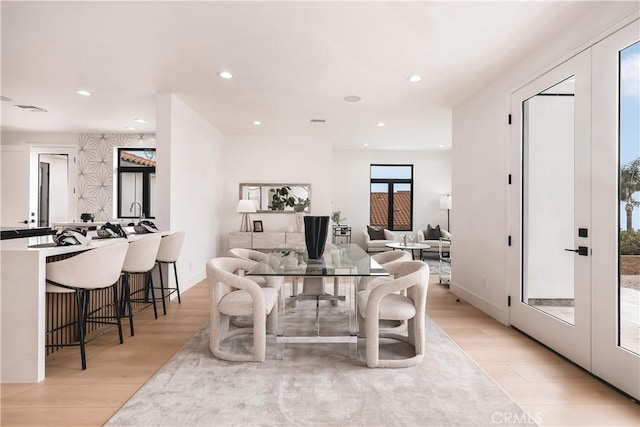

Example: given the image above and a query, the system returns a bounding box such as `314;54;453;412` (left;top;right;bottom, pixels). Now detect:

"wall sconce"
236;199;257;232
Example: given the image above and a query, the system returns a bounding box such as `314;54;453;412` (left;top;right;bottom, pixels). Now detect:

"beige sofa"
417;226;451;256
362;227;396;253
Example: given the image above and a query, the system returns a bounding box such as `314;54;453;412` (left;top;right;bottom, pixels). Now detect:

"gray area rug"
107;303;532;427
424;258;450;276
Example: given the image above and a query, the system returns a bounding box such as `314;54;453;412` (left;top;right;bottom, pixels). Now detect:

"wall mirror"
239;183;311;213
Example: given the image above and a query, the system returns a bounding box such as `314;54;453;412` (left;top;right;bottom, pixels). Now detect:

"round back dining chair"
121;234;162;335
46;241;129;370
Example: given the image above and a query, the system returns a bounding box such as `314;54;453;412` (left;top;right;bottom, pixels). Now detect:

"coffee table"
385;242;430;260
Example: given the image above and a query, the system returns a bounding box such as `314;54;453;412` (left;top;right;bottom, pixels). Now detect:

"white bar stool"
155;231;185;315
121;234;162;335
45;241;129;370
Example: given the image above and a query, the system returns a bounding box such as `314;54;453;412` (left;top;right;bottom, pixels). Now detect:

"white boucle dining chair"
356;260;429;368
357;250;413;292
228;248;282;289
207;257;279;362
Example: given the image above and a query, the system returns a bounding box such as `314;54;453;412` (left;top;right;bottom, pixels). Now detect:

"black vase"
304;216;329;260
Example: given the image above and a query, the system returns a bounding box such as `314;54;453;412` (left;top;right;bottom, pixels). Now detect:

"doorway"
29;147;77;228
510;21;639;399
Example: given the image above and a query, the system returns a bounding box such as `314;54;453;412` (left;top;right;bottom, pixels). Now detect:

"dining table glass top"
247;243;389;277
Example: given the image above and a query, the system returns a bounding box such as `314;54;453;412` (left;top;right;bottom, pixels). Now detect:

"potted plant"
331;211;346;225
269;186;296;210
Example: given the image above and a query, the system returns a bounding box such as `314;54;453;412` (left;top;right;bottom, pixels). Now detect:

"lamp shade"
439;195;451;210
236;199;257;213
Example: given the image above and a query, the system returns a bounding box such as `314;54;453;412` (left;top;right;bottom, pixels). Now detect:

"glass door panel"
522;77;576;325
618;41;640;355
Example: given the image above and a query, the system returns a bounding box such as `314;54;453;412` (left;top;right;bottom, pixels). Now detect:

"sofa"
363;226;396;253
417;225;451;256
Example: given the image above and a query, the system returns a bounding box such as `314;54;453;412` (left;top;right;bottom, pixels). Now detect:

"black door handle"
20;220;28;224
565;246;589;256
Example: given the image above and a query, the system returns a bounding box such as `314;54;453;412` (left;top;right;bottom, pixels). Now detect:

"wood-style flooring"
2;277;639;426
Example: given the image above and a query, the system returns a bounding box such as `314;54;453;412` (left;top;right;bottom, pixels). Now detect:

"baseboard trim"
449;282;509;325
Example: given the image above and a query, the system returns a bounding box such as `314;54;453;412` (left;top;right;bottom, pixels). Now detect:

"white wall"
220;134;333;250
332;149;451;248
156;94;225;292
451;2;638;323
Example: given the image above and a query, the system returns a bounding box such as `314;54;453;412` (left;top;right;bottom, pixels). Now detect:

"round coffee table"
385;242;431;260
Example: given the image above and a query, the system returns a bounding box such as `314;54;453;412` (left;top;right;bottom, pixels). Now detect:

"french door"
510;20;639;399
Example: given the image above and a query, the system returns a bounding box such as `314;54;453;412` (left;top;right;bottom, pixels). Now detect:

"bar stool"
154;231;185;315
121;234;162;335
45;241;129;370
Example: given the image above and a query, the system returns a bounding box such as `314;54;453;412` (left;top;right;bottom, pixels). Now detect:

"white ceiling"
1;1;599;150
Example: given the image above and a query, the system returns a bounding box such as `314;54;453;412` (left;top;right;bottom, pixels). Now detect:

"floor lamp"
439;194;451;231
237;200;256;232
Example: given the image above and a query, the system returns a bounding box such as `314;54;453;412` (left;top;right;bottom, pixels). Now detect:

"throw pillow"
367;225;386;240
423;224;441;240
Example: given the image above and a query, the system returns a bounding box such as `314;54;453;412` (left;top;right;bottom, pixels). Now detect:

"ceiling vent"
15;105;48;112
310;119;326;124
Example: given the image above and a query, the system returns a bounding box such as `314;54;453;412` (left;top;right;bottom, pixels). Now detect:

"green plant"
269;186;295;210
269;186;310;212
620;230;640;255
620;158;640;231
331;211;346;224
293;197;310;212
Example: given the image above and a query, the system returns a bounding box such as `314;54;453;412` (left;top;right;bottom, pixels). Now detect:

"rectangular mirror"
239;183;311;213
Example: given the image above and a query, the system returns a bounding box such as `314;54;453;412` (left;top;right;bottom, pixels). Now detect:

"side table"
332;225;352;244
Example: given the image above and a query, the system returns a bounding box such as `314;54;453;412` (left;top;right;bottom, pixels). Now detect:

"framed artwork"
253;220;264;232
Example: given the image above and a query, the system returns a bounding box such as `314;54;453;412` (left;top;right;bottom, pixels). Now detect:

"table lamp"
237;199;256;232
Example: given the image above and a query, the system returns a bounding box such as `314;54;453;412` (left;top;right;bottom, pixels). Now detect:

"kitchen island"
0;230;165;382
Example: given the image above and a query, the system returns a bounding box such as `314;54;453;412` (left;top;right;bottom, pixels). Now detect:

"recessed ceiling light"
363;143;369;147
253;121;262;125
408;75;422;83
75;90;91;96
439;144;446;147
134;118;147;123
343;95;362;103
127;126;137;131
376;122;386;127
218;71;233;79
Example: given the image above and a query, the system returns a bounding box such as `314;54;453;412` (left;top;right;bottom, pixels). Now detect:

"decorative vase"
304;215;329;260
295;212;304;233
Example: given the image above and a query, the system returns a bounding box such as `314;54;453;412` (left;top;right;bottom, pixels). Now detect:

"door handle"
565;246;589;256
20;220;28;224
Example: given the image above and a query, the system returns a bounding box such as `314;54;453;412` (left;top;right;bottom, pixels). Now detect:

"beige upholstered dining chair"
356;260;429;368
206;257;279;362
228;248;280;289
358;250;413;291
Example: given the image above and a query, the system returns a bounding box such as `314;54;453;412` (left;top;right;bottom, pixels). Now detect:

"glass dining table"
247;243;389;359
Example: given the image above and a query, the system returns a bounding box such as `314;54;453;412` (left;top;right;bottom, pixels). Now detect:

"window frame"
116;148;156;219
370;164;414;231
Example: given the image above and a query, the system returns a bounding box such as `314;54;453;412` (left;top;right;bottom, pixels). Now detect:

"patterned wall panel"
77;133;155;221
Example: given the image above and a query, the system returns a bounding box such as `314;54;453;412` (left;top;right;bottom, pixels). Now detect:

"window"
117;148;156;219
370;164;413;231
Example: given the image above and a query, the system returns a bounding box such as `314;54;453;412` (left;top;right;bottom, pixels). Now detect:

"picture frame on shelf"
253;220;263;232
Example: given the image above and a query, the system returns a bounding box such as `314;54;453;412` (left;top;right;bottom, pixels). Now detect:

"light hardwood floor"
2;277;639;426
